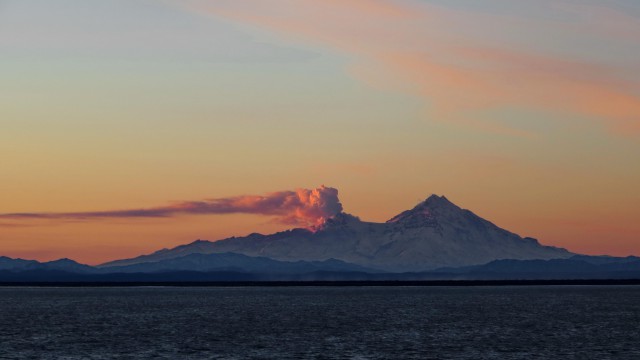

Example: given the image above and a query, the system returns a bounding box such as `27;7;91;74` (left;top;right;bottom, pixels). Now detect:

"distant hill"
432;256;640;280
101;195;572;272
0;256;96;273
0;254;640;282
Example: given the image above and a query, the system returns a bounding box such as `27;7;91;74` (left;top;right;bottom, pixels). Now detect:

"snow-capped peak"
386;194;456;224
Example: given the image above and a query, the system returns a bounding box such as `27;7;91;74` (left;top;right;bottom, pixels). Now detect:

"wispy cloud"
176;0;640;136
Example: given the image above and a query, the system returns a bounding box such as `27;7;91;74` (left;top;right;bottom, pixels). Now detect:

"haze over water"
1;286;639;359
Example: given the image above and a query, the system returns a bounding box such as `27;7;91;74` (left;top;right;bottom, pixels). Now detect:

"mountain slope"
433;257;640;280
0;256;96;273
103;252;376;274
2;255;640;282
101;195;572;272
0;256;40;271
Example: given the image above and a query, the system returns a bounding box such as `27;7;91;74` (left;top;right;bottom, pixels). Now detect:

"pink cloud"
177;0;640;136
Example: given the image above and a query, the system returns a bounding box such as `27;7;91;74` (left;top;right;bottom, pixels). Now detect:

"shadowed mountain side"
102;253;377;274
0;270;409;282
569;255;640;265
432;257;640;280
101;195;572;272
0;256;97;273
0;254;374;275
2;254;640;281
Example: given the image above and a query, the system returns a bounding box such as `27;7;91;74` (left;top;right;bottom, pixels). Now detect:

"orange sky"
1;0;639;264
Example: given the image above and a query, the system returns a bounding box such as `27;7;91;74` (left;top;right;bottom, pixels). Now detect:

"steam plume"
0;186;343;228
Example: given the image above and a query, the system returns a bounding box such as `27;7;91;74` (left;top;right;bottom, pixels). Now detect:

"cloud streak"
177;0;640;136
0;186;343;228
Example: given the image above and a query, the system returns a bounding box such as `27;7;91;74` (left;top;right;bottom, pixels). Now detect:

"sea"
0;285;638;359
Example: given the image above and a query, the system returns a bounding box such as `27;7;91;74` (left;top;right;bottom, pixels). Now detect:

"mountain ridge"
2;254;640;282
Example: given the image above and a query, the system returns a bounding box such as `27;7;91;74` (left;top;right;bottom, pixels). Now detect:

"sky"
1;0;639;264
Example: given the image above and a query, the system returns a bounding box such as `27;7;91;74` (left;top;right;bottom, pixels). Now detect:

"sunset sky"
1;0;639;264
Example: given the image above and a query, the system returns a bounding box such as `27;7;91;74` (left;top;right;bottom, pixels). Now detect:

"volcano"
100;195;572;272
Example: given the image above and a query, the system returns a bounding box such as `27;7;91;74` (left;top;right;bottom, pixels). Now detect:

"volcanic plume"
0;186;343;228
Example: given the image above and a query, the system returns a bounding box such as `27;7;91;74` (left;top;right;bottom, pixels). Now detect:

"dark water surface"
0;286;639;359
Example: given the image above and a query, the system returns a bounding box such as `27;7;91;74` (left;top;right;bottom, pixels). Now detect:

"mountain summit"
101;195;572;272
386;194;454;226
